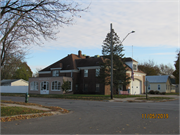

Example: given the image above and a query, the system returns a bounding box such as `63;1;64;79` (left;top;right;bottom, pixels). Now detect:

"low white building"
1;79;28;86
146;75;176;93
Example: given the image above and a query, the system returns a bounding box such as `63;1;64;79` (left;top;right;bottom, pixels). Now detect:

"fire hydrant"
25;93;29;103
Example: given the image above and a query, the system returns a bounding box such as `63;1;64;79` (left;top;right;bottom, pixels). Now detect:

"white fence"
0;86;28;93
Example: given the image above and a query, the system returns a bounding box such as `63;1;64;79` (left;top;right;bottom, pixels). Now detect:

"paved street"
1;96;179;134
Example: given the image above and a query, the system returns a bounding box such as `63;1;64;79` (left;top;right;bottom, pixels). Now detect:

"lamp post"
110;23;135;99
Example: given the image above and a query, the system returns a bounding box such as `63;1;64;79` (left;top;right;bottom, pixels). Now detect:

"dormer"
125;58;138;71
50;63;63;77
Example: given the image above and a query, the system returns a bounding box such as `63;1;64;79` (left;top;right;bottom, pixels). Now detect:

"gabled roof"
146;75;169;83
124;57;138;63
39;50;144;74
76;57;104;67
1;79;28;85
40;54;86;72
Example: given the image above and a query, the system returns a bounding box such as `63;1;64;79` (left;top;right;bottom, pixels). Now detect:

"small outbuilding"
146;75;176;93
1;79;28;86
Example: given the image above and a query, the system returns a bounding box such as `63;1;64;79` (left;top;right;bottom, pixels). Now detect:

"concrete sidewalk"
108;94;179;103
1;103;51;111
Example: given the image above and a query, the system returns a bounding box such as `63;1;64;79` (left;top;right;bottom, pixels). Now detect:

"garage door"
132;79;141;94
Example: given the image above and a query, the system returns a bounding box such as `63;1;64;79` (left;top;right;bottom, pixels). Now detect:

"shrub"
160;92;166;95
154;91;160;94
148;90;155;94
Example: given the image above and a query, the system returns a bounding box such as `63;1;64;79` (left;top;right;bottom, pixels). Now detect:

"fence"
0;86;28;93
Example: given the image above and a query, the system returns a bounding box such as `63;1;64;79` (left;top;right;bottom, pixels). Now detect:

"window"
52;81;61;91
52;70;59;76
30;82;38;91
75;84;78;91
133;64;137;71
148;85;150;90
119;85;123;91
68;81;72;91
84;84;88;92
96;69;100;77
96;84;100;92
158;84;161;90
41;81;49;90
84;69;88;77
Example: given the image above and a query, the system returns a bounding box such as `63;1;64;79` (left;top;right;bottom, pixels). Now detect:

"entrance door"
40;81;49;94
132;79;141;94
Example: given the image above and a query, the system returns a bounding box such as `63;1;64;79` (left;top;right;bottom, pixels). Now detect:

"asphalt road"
1;96;179;134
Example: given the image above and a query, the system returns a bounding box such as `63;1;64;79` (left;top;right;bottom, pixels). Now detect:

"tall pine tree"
173;52;179;84
99;29;130;94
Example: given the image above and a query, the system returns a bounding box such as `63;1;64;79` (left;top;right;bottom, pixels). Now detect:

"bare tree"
159;63;174;75
0;0;88;66
32;68;42;77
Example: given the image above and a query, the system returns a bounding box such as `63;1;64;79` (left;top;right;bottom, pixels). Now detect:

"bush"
154;91;160;94
160;92;166;95
148;90;155;94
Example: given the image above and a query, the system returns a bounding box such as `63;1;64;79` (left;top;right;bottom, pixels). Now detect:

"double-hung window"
96;69;100;77
52;81;61;91
96;84;100;92
158;84;161;90
133;64;137;71
52;70;59;76
84;69;88;77
30;82;38;91
84;84;88;92
148;85;150;90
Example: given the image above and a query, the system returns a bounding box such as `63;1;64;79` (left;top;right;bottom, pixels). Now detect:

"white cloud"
30;0;179;51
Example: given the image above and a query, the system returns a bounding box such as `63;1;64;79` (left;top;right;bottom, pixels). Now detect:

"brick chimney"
78;50;82;58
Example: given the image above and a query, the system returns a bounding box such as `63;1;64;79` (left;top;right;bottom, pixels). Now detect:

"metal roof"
146;75;169;83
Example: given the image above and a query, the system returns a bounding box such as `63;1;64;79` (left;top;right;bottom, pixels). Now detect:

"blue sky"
26;0;179;73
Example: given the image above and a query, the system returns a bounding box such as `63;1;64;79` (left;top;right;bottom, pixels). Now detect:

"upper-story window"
84;69;88;77
52;70;59;76
133;64;137;71
96;69;100;77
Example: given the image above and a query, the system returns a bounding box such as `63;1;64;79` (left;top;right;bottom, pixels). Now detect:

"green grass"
1;106;46;116
136;97;174;101
165;93;179;95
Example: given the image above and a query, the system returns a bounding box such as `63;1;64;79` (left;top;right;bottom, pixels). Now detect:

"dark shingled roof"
76;57;104;67
40;51;145;74
40;54;86;71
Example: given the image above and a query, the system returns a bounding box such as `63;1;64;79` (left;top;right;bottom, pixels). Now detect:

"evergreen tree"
99;29;130;93
173;52;179;84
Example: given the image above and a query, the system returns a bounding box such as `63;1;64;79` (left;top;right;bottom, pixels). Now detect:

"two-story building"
28;50;146;95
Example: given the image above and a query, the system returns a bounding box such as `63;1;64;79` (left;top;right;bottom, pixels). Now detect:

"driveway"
1;96;179;134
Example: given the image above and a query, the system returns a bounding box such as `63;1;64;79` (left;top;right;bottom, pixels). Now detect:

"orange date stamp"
142;114;169;119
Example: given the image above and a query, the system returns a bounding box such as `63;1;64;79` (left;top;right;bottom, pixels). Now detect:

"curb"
107;98;178;103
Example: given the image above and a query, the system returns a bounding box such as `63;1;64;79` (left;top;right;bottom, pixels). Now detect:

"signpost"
144;79;149;99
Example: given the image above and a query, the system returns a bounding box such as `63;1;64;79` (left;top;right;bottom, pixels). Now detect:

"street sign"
144;81;150;86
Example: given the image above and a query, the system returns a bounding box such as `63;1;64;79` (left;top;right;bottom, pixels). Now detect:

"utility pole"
110;23;113;99
146;78;148;99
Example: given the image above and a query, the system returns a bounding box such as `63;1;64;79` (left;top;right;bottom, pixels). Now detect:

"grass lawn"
164;93;179;95
1;106;46;117
136;97;174;101
1;93;145;100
